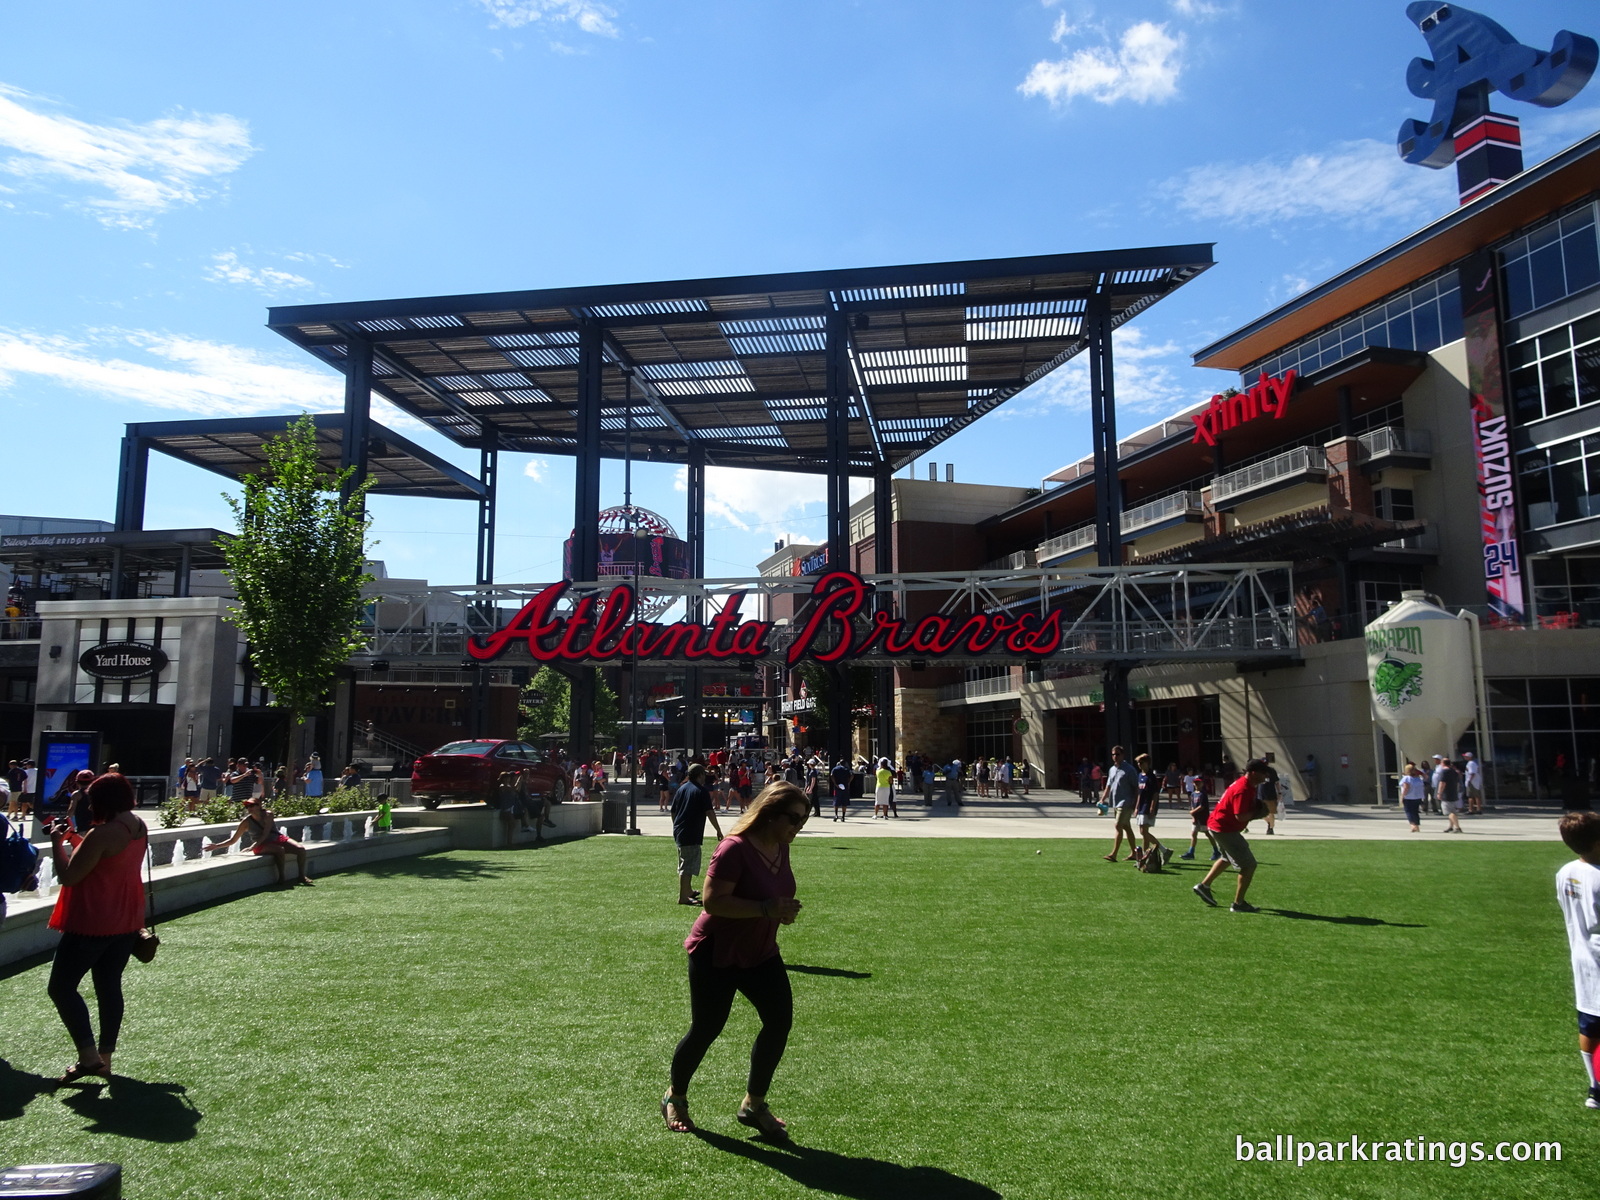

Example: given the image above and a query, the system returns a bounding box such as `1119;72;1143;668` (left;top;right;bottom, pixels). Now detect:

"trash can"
602;797;628;833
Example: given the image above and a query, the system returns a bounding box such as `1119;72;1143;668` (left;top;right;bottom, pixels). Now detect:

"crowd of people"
1396;751;1483;833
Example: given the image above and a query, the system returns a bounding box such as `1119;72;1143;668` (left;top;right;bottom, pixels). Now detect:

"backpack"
1134;845;1164;874
0;818;40;893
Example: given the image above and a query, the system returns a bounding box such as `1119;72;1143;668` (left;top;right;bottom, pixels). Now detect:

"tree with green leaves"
218;415;374;762
519;665;620;749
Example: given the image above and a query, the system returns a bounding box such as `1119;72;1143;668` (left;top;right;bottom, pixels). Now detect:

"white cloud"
1163;138;1458;228
0;327;424;434
670;466;869;531
1002;327;1200;420
475;0;618;37
0;83;252;229
523;457;551;483
1170;0;1234;17
1020;21;1184;106
204;250;314;294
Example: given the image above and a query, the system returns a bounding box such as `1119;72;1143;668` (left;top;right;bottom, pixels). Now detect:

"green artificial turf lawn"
0;836;1591;1199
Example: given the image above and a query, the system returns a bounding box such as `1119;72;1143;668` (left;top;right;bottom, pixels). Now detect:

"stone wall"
896;686;963;764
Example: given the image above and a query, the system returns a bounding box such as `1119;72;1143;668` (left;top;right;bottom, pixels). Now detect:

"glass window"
1489;678;1528;704
1532;240;1568;311
1578;341;1600;409
1543;354;1578;414
1507;338;1538;370
1521;450;1554;527
1505;259;1534;320
1541;326;1573;355
1413;302;1440;350
1575;312;1600;346
1530;678;1572;705
1568;231;1600;297
1440;294;1464;344
1511;364;1543;422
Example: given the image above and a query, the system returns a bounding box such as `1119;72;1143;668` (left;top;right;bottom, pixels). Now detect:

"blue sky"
0;0;1596;584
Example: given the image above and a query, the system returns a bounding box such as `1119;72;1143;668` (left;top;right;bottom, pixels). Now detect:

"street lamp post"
624;372;643;836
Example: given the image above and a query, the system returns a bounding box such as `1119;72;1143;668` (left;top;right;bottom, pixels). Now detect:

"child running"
1180;767;1219;860
1556;811;1600;1109
1132;753;1169;868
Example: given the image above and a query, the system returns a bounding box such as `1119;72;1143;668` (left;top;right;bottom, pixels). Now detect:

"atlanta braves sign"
466;570;1064;665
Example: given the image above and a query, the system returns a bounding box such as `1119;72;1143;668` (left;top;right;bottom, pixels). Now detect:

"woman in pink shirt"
46;773;149;1082
662;782;806;1138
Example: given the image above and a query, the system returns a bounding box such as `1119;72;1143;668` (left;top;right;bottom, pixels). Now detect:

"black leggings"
670;950;792;1097
49;932;136;1054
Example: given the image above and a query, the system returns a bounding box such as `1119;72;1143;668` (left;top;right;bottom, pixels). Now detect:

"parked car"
411;739;571;810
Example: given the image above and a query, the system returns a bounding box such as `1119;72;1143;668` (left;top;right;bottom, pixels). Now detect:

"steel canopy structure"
266;246;1216;760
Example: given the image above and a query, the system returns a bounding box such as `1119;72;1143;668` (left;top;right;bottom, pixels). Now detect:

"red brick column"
1323;437;1373;516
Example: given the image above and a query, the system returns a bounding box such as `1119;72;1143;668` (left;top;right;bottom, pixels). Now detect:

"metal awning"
129;414;485;501
267;247;1214;474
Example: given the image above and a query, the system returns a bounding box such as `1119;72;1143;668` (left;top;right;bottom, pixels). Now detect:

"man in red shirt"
1193;758;1269;913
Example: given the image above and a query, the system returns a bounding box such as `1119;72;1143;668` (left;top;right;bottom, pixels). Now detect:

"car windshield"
430;741;500;756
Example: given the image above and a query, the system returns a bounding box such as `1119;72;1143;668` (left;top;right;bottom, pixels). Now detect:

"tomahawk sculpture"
1398;2;1597;169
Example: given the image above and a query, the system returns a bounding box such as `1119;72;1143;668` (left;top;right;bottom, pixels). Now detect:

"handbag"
131;833;160;964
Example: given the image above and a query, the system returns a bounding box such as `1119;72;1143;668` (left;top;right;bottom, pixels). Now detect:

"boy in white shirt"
1556;811;1600;1108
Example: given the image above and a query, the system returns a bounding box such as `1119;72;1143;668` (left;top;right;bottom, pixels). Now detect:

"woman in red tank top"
46;772;148;1083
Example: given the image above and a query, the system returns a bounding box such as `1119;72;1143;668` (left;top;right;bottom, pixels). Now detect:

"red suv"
411;740;571;809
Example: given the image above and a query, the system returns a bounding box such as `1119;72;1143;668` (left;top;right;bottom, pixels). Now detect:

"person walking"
662;782;806;1138
1192;758;1269;912
1399;762;1426;832
872;758;894;819
830;756;851;822
196;757;221;804
1555;810;1600;1110
1077;758;1094;805
1100;747;1139;862
946;757;964;806
671;764;722;906
1178;767;1218;860
301;754;324;800
45;773;149;1083
1258;755;1281;836
1132;753;1169;867
223;759;259;806
908;751;924;795
1301;752;1319;803
1463;750;1485;814
178;757;199;811
1437;757;1465;833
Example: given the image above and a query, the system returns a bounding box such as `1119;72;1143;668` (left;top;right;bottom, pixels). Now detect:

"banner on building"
1459;251;1526;623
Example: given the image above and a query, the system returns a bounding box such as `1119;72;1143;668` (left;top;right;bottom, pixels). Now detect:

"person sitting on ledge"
207;796;312;887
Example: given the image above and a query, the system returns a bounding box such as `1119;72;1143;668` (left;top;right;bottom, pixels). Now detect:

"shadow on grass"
694;1129;1000;1199
57;1075;201;1142
785;964;872;979
342;855;518;883
1264;909;1426;928
0;1058;55;1120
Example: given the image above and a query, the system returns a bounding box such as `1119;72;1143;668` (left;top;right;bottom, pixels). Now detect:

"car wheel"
421;796;440;811
553;779;568;804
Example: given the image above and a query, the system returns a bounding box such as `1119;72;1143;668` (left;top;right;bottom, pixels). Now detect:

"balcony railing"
1122;490;1203;535
981;548;1038;571
1211;446;1328;507
1036;523;1097;563
937;674;1021;702
1358;425;1432;458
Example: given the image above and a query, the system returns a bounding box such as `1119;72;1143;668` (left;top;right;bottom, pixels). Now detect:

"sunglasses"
778;810;808;827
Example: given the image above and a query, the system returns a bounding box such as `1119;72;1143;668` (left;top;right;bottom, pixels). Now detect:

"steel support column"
872;465;895;765
569;318;604;760
113;433;149;532
1088;293;1134;759
683;446;707;754
340;335;374;509
475;445;498;587
824;307;853;765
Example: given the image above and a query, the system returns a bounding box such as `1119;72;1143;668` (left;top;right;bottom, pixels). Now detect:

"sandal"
57;1060;109;1085
736;1100;789;1139
661;1092;695;1132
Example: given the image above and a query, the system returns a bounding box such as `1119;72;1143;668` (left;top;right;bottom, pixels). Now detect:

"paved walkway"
617;786;1566;842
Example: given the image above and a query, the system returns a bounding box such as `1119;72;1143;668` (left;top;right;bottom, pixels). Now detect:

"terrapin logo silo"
1366;626;1424;709
1372;657;1424;709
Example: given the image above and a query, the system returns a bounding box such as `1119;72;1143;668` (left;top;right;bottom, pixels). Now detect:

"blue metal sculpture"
1398;2;1597;168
